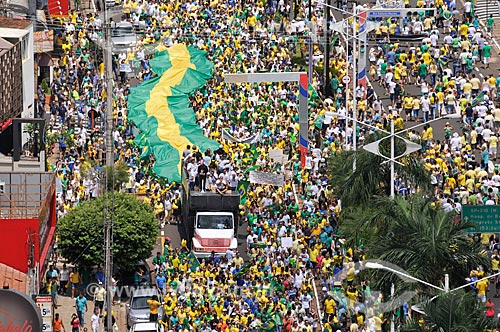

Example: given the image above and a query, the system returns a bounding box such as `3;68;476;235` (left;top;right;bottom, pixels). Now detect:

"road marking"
475;67;480;72
161;231;164;236
480;73;484;78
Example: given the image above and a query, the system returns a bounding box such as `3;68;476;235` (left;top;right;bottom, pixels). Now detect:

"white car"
130;322;163;332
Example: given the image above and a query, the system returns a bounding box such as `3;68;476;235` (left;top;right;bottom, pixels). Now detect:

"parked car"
111;21;137;51
130;322;163;332
126;288;163;329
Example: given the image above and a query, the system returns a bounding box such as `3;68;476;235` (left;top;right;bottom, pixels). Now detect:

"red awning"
39;226;56;284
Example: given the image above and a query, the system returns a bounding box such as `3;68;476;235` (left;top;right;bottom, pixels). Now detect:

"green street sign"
462;205;500;232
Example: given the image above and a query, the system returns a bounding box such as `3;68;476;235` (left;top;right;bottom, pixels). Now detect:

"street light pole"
323;0;331;96
103;0;114;328
308;0;313;85
366;261;500;332
390;119;395;199
365;262;446;291
352;9;357;152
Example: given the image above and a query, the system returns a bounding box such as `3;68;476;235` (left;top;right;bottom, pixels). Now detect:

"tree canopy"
403;290;492;332
57;192;158;269
365;198;488;292
328;134;431;207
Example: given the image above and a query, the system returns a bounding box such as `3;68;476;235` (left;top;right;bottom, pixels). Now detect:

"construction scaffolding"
0;172;55;219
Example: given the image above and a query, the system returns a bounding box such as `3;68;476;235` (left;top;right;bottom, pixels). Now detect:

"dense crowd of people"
38;0;500;330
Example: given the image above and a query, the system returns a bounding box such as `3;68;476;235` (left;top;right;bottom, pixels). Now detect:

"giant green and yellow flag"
128;44;219;182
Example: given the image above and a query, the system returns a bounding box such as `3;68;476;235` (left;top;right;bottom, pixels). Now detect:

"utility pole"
323;0;331;95
307;0;313;85
103;0;114;328
352;5;357;152
390;118;395;199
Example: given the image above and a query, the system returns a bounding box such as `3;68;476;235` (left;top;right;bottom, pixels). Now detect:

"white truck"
181;183;240;257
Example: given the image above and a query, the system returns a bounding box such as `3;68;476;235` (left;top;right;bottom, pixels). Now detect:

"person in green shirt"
487;14;495;34
379;61;388;86
418;61;428;80
465;55;475;74
153;251;166;265
483;42;492;68
330;76;339;91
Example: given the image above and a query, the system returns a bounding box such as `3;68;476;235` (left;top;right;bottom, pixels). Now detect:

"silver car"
126;288;163;329
111;21;137;52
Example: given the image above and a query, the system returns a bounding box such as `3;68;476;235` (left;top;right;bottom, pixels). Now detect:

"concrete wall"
22;25;35;120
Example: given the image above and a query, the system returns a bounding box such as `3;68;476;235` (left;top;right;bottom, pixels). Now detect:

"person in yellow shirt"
489;134;498;160
323;294;336;321
412;97;421;121
247;15;257;34
403;96;413;121
147;295;161;322
460;23;469;37
476;278;488;302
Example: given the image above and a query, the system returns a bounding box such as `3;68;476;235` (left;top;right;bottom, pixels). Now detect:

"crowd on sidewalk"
37;0;500;330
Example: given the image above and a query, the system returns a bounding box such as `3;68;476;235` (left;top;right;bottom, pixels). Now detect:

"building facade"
0;36;23;129
0;17;35;121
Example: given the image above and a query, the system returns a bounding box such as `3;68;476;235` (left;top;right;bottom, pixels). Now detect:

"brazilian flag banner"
238;180;249;204
471;91;485;106
186;252;200;272
128;44;219;182
233;262;252;280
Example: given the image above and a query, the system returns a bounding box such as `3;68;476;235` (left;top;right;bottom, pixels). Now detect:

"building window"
21;35;29;60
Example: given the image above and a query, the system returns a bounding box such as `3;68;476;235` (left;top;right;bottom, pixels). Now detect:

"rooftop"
0;17;32;30
0;37;13;57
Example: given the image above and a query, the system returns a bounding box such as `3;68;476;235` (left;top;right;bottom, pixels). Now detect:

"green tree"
367;198;488;291
328;134;431;207
403;290;492;332
57;192;158;269
102;161;129;191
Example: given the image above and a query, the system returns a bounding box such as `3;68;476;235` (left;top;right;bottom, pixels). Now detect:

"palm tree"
403;290;492;332
367;198;488;292
328;134;431;207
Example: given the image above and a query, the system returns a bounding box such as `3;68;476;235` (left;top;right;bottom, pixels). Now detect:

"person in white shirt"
91;309;99;332
420;95;431;122
450;132;463;151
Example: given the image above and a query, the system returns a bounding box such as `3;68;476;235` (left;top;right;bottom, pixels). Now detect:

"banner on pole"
222;129;260;144
249;171;285;186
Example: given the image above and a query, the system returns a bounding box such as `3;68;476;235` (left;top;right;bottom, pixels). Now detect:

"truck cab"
181;170;240;257
192;211;238;256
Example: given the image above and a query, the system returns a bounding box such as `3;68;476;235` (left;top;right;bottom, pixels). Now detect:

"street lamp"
365;261;500;332
365;261;445;332
365;262;447;291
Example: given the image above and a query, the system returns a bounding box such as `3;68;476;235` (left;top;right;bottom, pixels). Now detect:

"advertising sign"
34;31;54;53
0;289;43;332
35;295;53;332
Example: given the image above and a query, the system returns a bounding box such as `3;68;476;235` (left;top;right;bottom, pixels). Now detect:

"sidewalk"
53;263;128;332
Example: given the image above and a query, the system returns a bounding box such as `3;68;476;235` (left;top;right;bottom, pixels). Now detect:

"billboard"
0;289;43;332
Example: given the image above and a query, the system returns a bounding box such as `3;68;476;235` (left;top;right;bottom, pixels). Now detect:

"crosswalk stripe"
474;0;500;18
